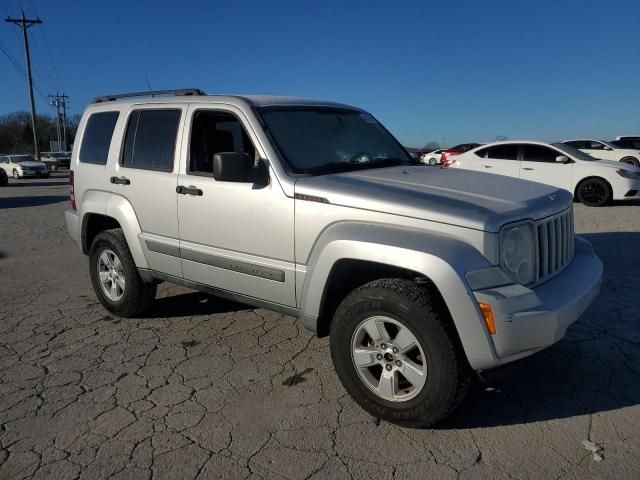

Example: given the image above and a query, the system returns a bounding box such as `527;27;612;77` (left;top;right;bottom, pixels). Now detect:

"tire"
50;163;58;172
89;228;156;317
576;178;612;207
428;158;437;166
620;156;640;168
12;169;20;179
330;278;470;428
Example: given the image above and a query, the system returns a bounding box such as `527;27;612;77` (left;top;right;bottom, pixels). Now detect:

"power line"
0;37;53;106
28;0;63;90
6;11;43;159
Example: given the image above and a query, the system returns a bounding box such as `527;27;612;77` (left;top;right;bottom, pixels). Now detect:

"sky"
0;0;639;147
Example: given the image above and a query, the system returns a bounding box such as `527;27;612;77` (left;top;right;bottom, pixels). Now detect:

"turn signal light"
478;303;496;335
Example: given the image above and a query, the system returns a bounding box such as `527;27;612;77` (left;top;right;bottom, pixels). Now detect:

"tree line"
0;111;81;155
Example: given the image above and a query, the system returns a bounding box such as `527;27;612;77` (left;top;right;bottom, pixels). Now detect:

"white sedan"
420;149;445;166
448;140;640;207
561;139;640;167
0;154;50;179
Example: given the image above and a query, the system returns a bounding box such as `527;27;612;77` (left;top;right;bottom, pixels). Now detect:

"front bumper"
19;170;48;177
474;236;602;366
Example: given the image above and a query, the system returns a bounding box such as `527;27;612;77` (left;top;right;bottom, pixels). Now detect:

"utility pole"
60;93;69;151
5;11;43;159
48;92;69;150
49;92;62;148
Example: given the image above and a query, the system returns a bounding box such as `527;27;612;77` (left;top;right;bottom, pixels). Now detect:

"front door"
176;104;296;307
519;144;574;192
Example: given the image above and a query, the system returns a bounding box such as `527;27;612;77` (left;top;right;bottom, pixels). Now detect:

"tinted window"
522;145;560;163
122;110;181;171
476;145;519;160
79;112;119;165
587;141;605;150
564;141;586;149
612;139;640;149
0;157;8;164
189;110;256;175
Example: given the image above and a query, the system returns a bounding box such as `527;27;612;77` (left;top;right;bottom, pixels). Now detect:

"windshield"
258;107;415;174
50;152;68;158
11;155;37;163
552;143;597;161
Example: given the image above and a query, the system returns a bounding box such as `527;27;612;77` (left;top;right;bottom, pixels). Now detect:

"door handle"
110;176;130;185
482;165;492;169
176;185;203;196
522;167;534;171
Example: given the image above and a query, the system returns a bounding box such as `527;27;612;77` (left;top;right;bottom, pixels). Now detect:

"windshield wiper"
304;157;414;175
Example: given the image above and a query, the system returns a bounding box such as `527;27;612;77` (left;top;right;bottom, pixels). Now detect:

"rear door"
519;144;573;191
111;104;186;277
473;144;521;178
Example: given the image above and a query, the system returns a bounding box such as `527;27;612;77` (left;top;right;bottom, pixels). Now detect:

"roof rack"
93;88;206;103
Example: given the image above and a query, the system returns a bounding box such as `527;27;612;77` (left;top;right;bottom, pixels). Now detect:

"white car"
420;149;445;166
449;140;640;206
0;154;50;179
561;139;640;167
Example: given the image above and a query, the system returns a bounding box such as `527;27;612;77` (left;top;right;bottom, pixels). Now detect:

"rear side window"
476;145;519;160
79;111;119;165
522;145;560;163
121;109;181;171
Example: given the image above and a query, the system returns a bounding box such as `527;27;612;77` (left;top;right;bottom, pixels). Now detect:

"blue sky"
1;0;638;147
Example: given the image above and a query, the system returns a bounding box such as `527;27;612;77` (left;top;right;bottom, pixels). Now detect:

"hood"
295;166;573;232
585;158;640;171
15;161;45;168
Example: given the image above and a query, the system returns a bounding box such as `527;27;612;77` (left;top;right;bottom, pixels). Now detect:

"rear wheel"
620;156;640;167
89;228;156;317
330;278;470;428
576;178;611;207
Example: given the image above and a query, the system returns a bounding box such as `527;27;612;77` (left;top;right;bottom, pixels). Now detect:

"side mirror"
555;155;570;164
213;152;268;184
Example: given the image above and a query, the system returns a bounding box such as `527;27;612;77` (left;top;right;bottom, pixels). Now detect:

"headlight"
500;223;535;285
617;169;640;179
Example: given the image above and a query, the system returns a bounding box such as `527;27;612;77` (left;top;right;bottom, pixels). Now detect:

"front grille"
535;208;574;283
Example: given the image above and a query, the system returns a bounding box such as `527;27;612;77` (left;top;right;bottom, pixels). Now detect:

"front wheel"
576;178;611;207
428;158;437;166
330;278;470;428
50;163;58;172
12;169;20;179
89;228;156;317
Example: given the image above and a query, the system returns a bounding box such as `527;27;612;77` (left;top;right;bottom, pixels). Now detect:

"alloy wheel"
97;249;125;301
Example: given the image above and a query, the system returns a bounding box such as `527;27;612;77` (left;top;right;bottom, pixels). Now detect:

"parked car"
40;151;71;171
561;139;640;167
440;143;483;166
0;154;49;179
66;89;602;427
0;167;7;186
420;149;445;166
449;140;640;206
615;135;640;141
610;138;640;150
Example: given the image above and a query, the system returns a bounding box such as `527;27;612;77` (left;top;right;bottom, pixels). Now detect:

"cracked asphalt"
0;173;639;480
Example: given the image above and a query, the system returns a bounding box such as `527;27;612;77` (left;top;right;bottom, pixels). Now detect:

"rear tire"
89;228;156;317
576;178;612;207
620;156;640;167
330;278;470;428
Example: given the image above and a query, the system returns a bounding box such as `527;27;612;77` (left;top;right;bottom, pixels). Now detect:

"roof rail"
93;88;206;103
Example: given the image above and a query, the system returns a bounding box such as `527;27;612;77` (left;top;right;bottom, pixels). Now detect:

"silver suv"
66;89;603;427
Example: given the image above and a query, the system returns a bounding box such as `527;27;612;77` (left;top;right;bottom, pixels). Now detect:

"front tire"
89;228;156;317
576;178;612;207
428;158;437;166
330;278;470;428
50;163;58;172
13;169;20;179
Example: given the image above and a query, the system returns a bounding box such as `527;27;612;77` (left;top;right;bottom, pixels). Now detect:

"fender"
79;190;149;269
299;222;499;370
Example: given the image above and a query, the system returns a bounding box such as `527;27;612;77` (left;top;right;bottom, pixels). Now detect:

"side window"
484;144;519;160
0;156;8;164
587;141;605;150
188;110;256;176
121;109;181;171
79;111;120;165
522;145;560;163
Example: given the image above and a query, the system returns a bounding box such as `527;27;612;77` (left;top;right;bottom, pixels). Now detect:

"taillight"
69;170;76;210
